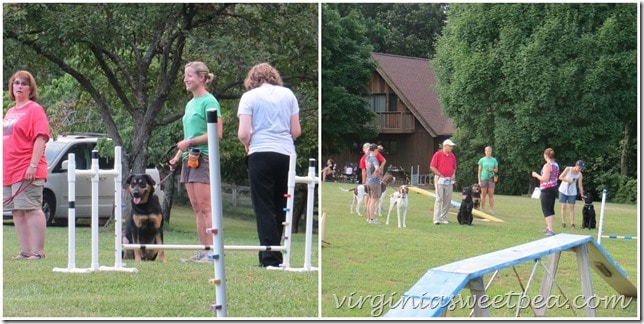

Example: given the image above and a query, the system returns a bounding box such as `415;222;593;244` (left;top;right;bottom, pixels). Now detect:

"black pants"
248;152;290;267
540;186;558;217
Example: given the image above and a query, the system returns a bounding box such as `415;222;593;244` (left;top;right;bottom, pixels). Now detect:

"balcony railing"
376;112;415;133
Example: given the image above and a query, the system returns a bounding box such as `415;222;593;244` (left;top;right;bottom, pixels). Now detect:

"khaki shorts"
180;154;210;184
480;179;495;189
3;179;45;210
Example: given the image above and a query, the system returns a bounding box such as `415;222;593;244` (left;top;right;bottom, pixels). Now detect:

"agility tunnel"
384;233;637;318
407;186;504;222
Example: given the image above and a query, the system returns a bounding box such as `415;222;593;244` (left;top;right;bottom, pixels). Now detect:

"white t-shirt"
558;166;581;196
237;84;299;156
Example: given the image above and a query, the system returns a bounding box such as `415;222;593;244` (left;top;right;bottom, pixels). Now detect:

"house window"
366;94;386;113
379;140;397;155
388;94;398;112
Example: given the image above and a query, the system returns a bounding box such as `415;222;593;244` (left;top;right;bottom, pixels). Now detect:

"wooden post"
575;243;597;317
535;252;561;316
467;276;491;317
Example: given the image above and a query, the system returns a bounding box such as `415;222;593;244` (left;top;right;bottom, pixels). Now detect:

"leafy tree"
4;3;319;218
434;3;637;200
339;3;447;58
321;4;377;156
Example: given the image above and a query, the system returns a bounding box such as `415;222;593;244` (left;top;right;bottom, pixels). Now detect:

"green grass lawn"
320;182;638;318
3;205;318;318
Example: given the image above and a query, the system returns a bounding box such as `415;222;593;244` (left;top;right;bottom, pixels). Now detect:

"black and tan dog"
457;186;474;225
471;183;481;210
124;174;167;262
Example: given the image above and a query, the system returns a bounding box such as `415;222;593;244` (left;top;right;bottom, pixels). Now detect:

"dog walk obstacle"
406;186;504;222
596;189;637;244
385;233;637;318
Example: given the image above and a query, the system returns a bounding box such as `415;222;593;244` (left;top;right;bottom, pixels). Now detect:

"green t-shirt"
182;92;221;158
478;156;498;181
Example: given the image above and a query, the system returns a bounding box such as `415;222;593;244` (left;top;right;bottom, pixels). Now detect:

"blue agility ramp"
385;234;636;318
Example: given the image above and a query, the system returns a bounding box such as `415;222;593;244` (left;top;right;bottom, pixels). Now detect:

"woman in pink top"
3;70;50;260
531;148;560;236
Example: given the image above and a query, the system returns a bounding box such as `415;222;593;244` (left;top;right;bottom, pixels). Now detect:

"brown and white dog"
386;185;409;228
341;173;394;216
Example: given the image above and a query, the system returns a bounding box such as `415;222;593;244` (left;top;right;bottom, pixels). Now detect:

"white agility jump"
52;109;319;317
596;189;637;244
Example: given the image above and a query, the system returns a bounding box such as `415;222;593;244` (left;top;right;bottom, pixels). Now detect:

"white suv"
3;133;164;225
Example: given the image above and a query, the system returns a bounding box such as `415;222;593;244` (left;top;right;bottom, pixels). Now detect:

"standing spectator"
532;148;560;236
360;143;386;184
3;70;50;260
376;144;387;173
359;142;386;213
430;139;457;225
477;146;499;214
169;61;223;262
365;144;382;224
321;158;336;182
558;160;586;229
237;62;301;267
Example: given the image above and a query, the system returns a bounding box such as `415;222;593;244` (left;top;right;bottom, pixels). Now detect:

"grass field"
320;181;638;318
3;205;318;318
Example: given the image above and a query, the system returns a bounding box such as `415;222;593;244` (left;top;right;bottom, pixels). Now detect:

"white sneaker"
441;220;449;224
489;209;495;215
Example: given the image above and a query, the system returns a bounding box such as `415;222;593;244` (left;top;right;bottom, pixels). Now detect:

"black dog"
124;174;167;262
471;183;481;210
457;187;473;225
582;192;596;229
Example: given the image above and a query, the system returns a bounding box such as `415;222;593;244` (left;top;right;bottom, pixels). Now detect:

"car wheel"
42;191;56;226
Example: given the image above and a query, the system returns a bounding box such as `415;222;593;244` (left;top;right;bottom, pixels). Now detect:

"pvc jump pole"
206;108;227;317
597;189;637;244
122;244;287;251
99;146;136;272
299;158;317;271
597;189;608;244
54;147;133;273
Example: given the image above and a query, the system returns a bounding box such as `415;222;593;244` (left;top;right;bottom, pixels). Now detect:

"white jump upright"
268;155;319;272
206;109;227;317
53;146;135;273
597;189;637;244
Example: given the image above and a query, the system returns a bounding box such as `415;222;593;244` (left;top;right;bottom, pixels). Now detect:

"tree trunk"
620;123;630;177
161;171;177;224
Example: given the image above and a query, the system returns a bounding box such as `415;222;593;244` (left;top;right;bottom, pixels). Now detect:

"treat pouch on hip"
188;148;201;168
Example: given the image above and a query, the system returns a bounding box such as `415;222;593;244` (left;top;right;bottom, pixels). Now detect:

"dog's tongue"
133;197;141;204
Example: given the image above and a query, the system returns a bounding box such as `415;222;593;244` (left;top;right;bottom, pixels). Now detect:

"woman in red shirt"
3;70;50;260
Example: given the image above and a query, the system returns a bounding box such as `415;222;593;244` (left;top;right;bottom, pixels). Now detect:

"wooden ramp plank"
385;270;469;318
407;186;504;222
587;239;637;297
435;234;593;279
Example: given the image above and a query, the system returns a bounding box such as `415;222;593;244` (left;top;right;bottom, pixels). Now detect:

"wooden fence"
221;183;252;208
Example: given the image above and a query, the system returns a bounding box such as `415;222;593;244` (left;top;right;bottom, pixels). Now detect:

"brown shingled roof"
371;52;455;136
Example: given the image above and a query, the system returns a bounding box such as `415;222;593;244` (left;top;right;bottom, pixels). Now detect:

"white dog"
386;185;409;228
340;185;386;216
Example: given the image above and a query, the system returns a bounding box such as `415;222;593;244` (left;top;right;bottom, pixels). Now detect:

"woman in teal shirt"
169;61;222;262
477;146;499;214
